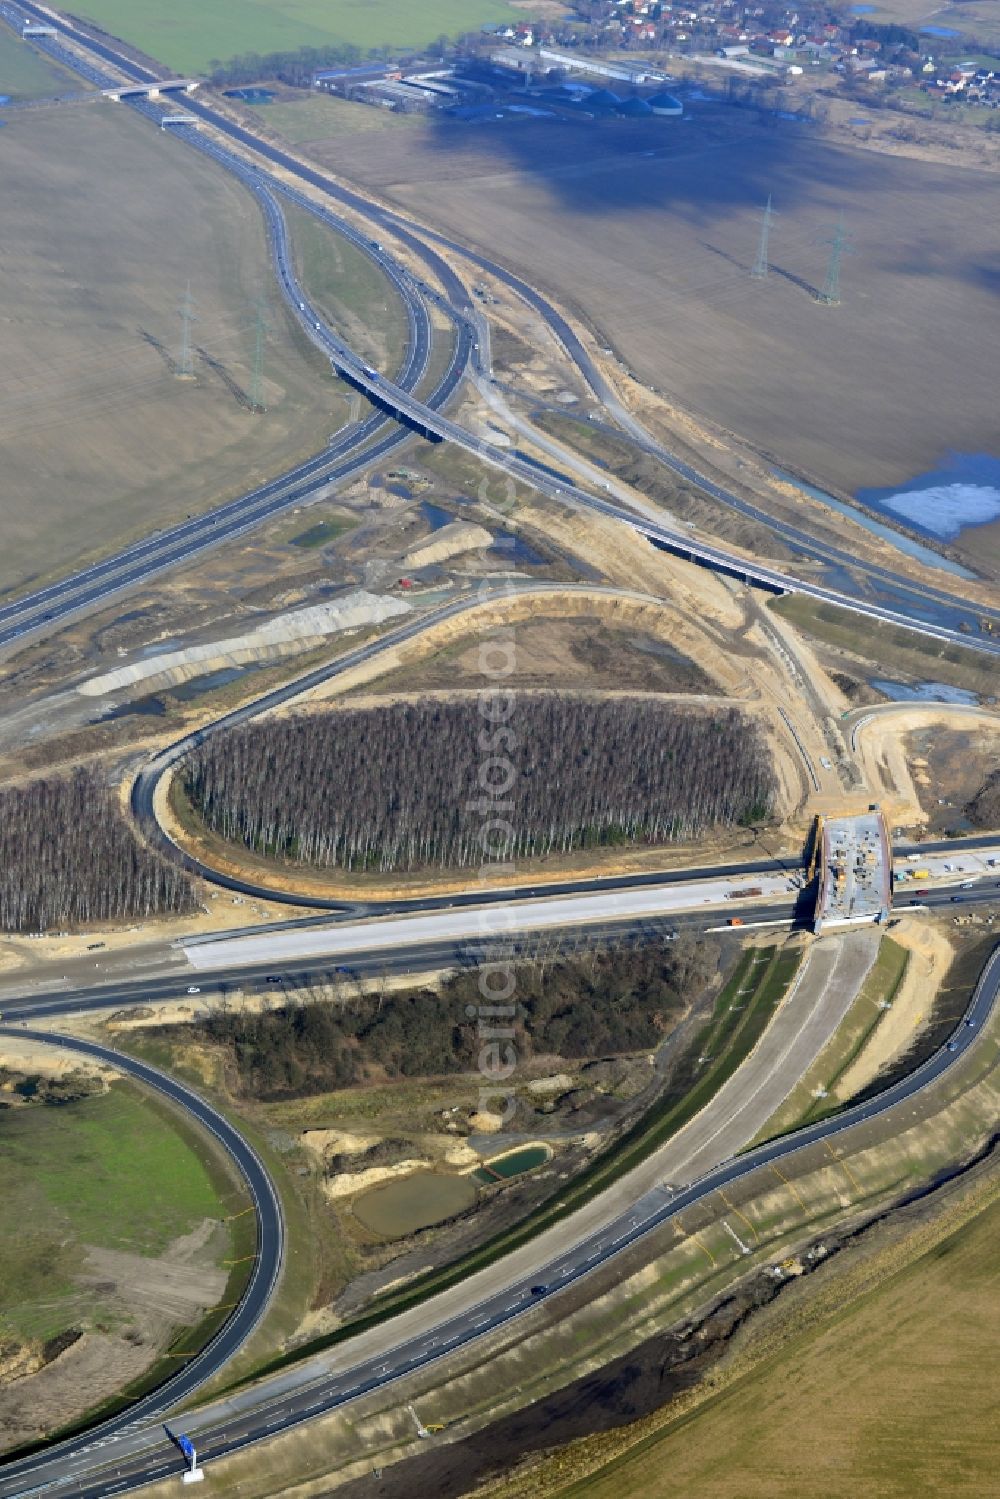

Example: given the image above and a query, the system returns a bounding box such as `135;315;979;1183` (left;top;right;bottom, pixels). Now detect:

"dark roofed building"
617;95;654;116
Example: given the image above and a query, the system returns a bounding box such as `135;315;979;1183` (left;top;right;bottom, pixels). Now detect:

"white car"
187;986;201;995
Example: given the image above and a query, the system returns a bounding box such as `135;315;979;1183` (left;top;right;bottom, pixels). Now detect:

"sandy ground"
301;1127;481;1202
836;918;955;1098
0;1220;226;1452
0;1035;118;1082
852;706;1000;828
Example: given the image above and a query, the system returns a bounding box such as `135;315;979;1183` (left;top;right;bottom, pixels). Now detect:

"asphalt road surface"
0;12;474;654
2;7;999;1491
0;1028;284;1495
6;2;1000;659
2;941;996;1499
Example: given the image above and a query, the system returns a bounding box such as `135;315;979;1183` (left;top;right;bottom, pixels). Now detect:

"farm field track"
0;103;341;600
68;0;520;76
309;107;1000;541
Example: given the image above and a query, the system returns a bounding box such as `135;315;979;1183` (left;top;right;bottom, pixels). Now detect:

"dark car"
530;1284;548;1296
947;1042;958;1052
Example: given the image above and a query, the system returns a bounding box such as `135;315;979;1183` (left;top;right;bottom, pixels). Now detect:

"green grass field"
71;0;519;76
249;93;418;145
285;202;410;372
0;25;83;98
289;515;358;547
0;1082;234;1346
770;595;999;700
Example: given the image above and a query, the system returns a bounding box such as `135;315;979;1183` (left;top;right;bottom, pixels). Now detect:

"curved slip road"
8;0;1000;654
0;7;475;653
1;941;996;1498
0;1028;284;1492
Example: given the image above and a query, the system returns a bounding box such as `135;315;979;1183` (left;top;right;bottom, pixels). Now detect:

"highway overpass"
102;78;197;100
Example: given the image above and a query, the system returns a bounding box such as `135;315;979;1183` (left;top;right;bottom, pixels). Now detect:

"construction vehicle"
727;916;745;927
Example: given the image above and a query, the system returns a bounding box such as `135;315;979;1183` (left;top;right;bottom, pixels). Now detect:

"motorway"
1;8;999;1493
1;939;997;1498
0;4;476;654
5;1;1000;662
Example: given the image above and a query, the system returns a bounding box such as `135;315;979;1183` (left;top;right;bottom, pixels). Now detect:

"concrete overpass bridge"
103;78;198;101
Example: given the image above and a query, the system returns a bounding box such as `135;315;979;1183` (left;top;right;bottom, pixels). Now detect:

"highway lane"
0;906;790;1026
121;556;1000;917
0;11;476;652
0;1028;284;1491
1;884;994;1029
307;337;1000;656
126;575;809;908
180;877;804;974
2;10;999;1489
2;936;996;1498
14;0;1000;649
10;2;1000;666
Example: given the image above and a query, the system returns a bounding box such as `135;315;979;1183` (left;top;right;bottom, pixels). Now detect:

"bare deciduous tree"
0;769;196;932
184;696;776;874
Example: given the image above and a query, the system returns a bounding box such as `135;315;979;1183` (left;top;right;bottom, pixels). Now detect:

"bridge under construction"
814;809;892;932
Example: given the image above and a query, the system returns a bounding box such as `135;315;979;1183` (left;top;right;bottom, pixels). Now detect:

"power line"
249;297;269;413
750;195;776;280
818;215;853;306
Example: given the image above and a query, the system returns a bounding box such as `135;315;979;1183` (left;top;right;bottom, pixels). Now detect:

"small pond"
486;531;547;567
870;679;980;706
472;1143;552;1185
419;499;453;531
856;453;1000;542
94;696;167;723
772;467;974;578
224;87;275;103
352;1171;477;1238
172;665;262;701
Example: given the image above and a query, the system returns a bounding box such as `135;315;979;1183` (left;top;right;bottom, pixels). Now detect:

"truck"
911;868;931;880
727;886;763;899
727;916;745;927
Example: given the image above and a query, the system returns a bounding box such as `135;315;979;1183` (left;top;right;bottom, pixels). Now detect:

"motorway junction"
0;6;998;1497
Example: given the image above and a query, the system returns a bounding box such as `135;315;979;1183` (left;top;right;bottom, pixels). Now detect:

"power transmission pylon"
750;195;775;279
176;280;197;378
818;215;852;306
250;297;269;412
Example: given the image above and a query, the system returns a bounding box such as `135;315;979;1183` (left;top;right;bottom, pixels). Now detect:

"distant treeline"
848;18;922;50
0;769;195;932
190;934;718;1099
183;696;776;874
209;44;386;89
